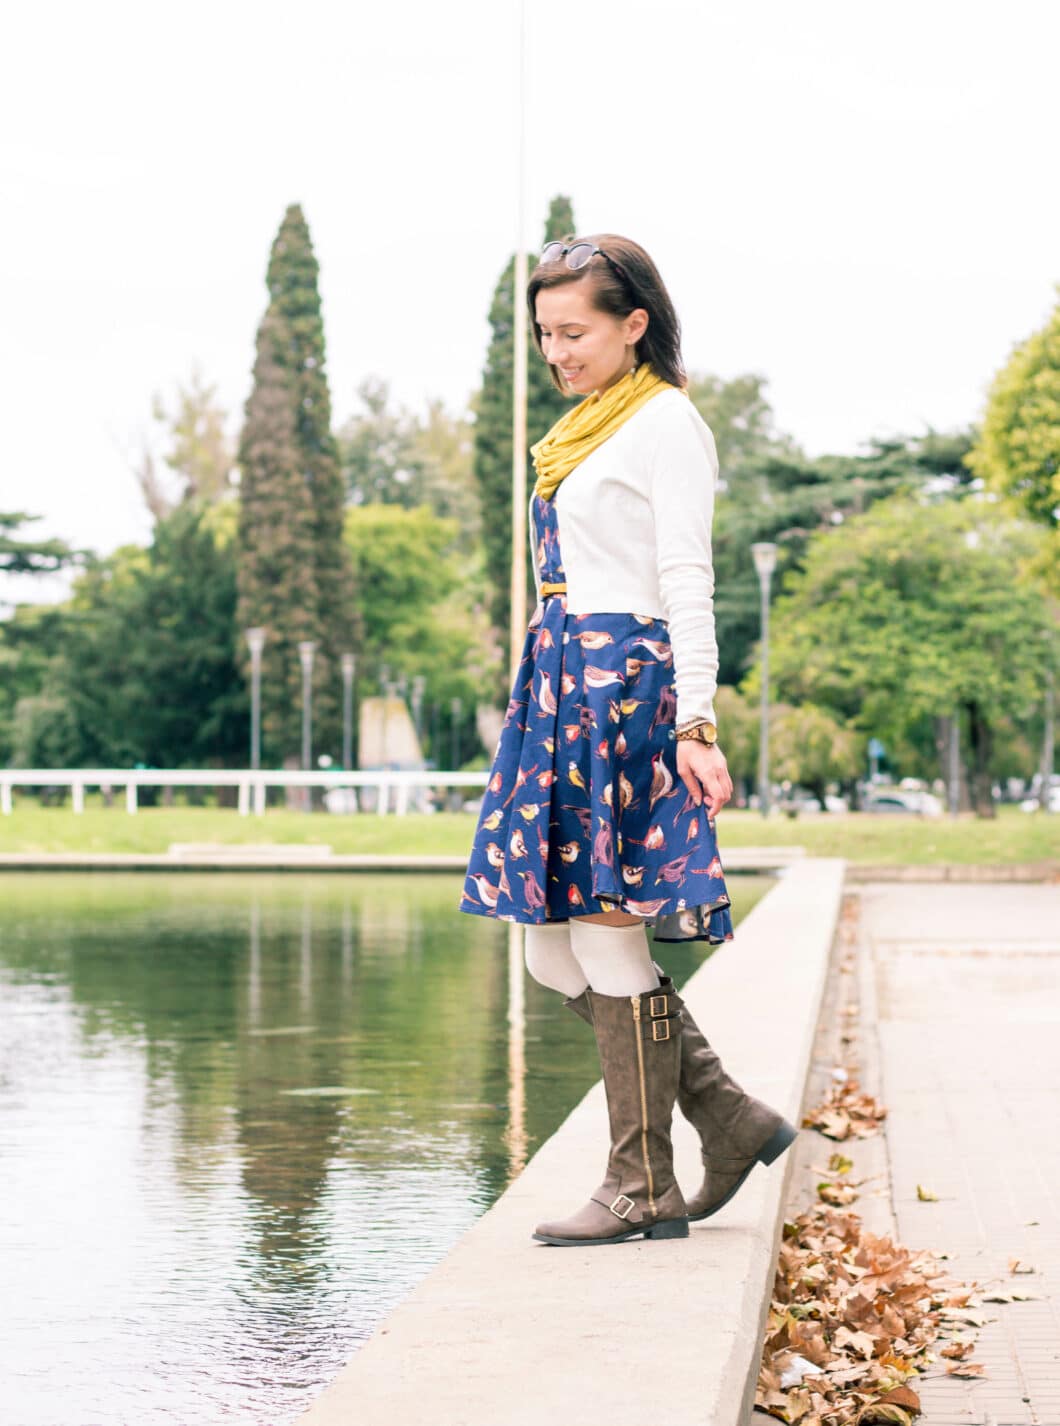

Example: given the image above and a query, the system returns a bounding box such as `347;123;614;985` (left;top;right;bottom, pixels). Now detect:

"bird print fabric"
458;492;734;943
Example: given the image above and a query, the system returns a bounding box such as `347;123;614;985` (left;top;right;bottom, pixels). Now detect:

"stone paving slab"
860;883;1060;1425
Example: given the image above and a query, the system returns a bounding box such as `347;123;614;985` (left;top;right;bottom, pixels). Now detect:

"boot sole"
532;1215;690;1247
687;1119;799;1223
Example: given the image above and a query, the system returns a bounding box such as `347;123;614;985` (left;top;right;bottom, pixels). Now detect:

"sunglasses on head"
540;240;630;287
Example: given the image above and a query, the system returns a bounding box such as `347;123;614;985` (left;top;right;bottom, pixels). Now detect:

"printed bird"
631;637;673;663
533;626;555;655
623;897;669;916
649;684;677;735
575;630;615;649
537;827;549;861
618;772;636;810
592;816;614;867
583;665;625;690
518;869;546;909
502;762;540;807
567;884;587;908
562;722;582;744
567;761;587;791
517;801;544;821
621;865;646;887
535;671;558;717
481;808;504;831
689;856;726;879
509;828;528;859
488;770;504;794
557;840;581;863
627;823;666;850
560;803;593;836
544;736;556;755
619;698;648;716
498;864;513;900
608;699;622;724
648;751;675;810
536;769;557;789
624;657;654;680
614;730;628;757
560;671;578;696
595;738;610;761
685;816;700;841
656;853;692;884
468;873;500;908
485;841;505;868
602;784;613;808
632;613;654;625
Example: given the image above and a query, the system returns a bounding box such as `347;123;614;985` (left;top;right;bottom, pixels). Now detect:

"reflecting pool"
0;872;772;1424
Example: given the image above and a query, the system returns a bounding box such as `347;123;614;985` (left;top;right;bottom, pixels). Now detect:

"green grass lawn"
0;799;1056;865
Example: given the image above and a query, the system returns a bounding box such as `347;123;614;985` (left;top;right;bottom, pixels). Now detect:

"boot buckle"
609;1193;636;1220
651;1019;671;1041
649;994;669;1018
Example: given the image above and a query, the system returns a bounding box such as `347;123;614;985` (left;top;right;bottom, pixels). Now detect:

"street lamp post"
245;627;266;771
341;653;356;772
411;674;426;753
751;543;778;817
298;641;316;775
450;696;463;773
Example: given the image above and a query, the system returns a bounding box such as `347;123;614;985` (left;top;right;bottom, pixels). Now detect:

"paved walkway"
860;883;1060;1425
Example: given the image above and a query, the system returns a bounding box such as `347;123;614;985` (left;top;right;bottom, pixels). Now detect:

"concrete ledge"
297;859;846;1426
0;847;805;874
845;860;1059;883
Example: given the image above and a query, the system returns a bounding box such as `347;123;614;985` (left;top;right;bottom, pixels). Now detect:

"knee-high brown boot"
562;965;797;1222
533;983;689;1246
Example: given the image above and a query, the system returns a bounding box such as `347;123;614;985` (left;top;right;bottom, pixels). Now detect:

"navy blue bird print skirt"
458;492;734;944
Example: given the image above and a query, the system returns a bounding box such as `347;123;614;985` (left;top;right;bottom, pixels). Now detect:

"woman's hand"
676;740;733;817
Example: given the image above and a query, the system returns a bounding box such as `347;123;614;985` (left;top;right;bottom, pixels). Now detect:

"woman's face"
534;282;648;397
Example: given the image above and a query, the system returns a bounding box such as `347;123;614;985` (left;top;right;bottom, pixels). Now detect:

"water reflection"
0;872;771;1424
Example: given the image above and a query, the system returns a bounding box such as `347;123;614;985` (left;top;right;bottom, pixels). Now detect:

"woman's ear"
627;307;649;344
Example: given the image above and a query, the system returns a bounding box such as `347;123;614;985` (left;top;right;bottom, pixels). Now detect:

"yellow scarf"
531;361;685;502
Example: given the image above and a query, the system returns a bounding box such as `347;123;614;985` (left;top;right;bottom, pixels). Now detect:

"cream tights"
523;918;660;998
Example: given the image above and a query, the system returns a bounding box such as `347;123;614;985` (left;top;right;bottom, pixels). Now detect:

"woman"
458;234;796;1246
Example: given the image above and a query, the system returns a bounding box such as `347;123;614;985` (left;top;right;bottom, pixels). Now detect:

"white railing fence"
0;769;490;817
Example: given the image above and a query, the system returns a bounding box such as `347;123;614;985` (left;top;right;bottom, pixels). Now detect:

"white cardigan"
530;386;720;730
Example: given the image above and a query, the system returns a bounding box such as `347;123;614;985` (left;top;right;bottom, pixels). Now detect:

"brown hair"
526;232;688;395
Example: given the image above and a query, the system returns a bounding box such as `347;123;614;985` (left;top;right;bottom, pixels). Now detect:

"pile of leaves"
754;1201;992;1424
802;1078;888;1142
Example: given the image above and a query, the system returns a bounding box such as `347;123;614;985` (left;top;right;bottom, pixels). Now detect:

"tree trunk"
965;701;996;819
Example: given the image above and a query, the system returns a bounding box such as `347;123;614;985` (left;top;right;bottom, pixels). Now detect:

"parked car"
863;789;943;816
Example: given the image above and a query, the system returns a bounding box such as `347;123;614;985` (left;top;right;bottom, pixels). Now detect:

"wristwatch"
674;720;719;747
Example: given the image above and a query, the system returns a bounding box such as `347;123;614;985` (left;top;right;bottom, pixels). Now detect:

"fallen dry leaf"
915;1184;938;1202
945;1361;986;1378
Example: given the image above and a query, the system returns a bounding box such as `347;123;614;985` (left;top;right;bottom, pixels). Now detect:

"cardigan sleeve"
528;491;541;602
647;400;720;730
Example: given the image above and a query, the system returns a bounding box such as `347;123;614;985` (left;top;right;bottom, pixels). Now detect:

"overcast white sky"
3;0;1058;608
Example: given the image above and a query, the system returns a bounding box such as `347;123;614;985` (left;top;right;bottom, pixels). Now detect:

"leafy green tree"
770;703;861;807
709;427;977;687
966;285;1060;590
0;512;80;582
12;505;246;771
235;311;320;764
343;504;497;764
759;495;1052;816
134;364;235;523
473;195;575;647
338;379;478;534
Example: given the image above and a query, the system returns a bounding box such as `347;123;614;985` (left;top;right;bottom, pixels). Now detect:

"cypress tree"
263;203;353;755
235;311;319;763
473;195;575;651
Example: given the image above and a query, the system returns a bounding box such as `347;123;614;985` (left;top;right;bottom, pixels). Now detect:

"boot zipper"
631;995;656;1216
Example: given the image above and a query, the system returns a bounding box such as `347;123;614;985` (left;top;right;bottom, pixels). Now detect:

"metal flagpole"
505;0;529;1182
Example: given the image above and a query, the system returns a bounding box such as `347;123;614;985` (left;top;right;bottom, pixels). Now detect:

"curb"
0;848;806;875
295;859;846;1426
